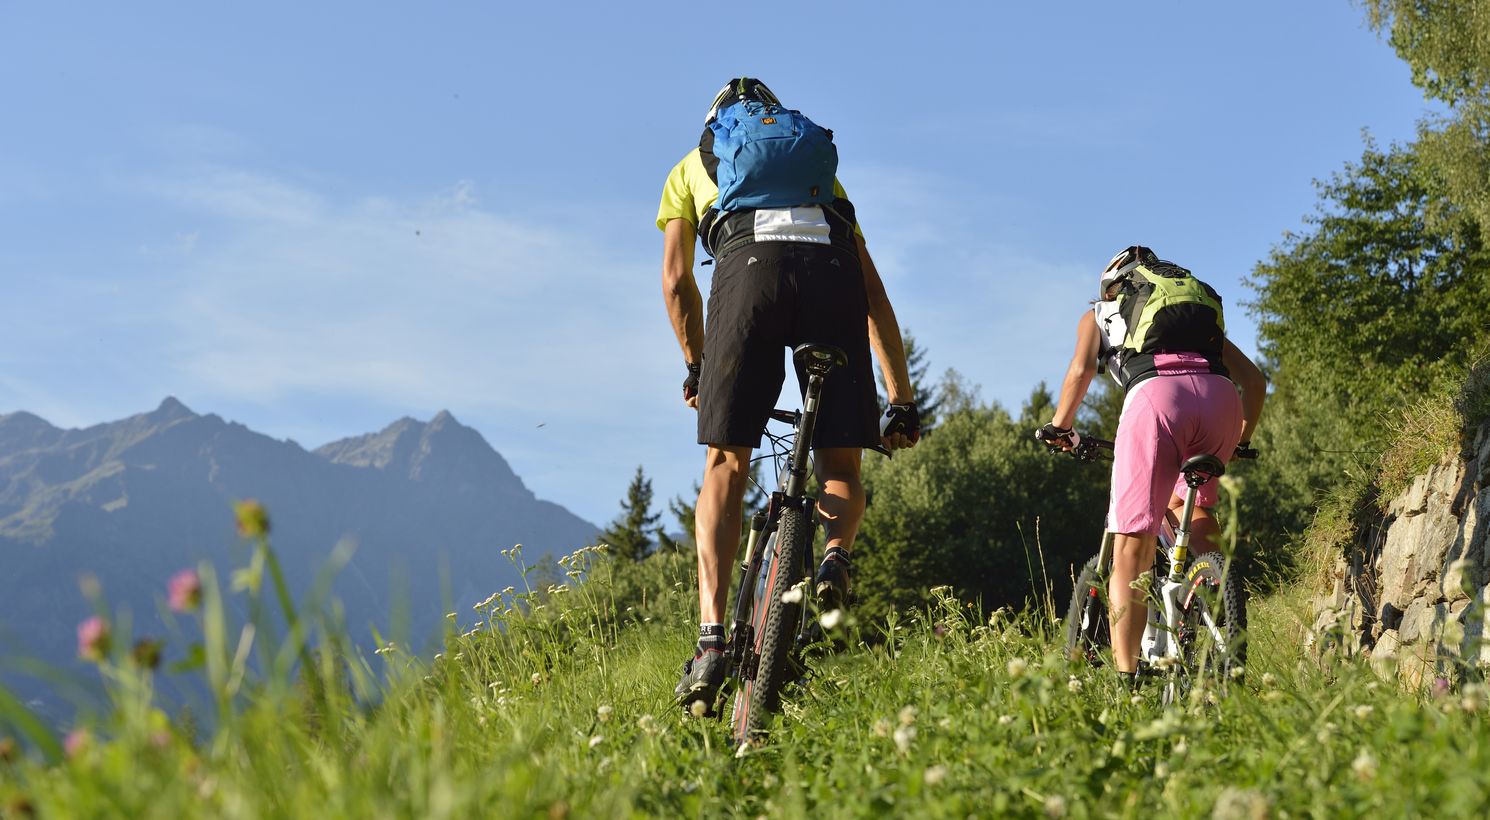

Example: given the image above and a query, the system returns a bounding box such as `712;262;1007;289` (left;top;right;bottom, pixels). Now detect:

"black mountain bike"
724;343;886;746
1061;436;1249;703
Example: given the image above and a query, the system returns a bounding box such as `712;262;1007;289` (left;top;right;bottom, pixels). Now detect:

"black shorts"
697;243;880;449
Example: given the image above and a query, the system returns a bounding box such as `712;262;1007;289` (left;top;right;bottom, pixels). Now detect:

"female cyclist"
1038;245;1265;682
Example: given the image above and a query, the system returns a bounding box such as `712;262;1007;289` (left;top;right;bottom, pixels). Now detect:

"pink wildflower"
168;568;202;612
76;616;110;662
63;728;92;759
1432;677;1452;698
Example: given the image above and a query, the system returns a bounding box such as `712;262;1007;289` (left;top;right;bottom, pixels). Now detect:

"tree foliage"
1239;139;1490;571
1364;0;1490;236
853;390;1108;619
601;466;660;562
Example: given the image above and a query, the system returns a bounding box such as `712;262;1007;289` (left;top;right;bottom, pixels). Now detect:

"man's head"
705;77;781;123
1100;245;1158;298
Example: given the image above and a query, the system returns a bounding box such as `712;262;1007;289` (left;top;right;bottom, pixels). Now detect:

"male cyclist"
659;78;920;711
1038;246;1265;684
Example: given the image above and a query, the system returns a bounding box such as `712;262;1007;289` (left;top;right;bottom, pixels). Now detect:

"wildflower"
1044;795;1068;818
1229;664;1246;680
588;735;604;749
1173;739;1188;756
892;725;916;755
689;700;708;718
1152;655;1177;670
375;643;398;656
898;705;918;726
937;717;952;730
1351;749;1378;782
923;764;948;786
1262;690;1284;704
1067;675;1083;693
531;672;543;686
933;624;947;638
0;736;16;764
780;584;805;604
1461;683;1486;713
131;638;163;670
596;705;613;722
233;499;270;538
998;714;1015;726
871;717;892;737
1260;672;1277;689
1130;694;1144;706
1211;787;1269;820
820;609;844;630
1352;704;1374;721
1006;658;1028;679
167;569;202;613
1431;676;1452;697
76;616;110;662
1155;760;1170;779
63;728;92;759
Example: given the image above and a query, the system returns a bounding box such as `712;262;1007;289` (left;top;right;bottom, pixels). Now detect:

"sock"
1118;671;1138;690
821;546;851;568
697;623;725;655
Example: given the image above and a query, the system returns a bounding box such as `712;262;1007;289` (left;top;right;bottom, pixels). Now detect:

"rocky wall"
1309;420;1490;687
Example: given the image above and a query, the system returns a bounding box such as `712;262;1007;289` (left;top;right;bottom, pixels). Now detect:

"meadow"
2;510;1488;819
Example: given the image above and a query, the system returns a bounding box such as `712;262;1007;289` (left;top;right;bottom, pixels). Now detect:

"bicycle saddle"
1180;453;1225;487
793;343;848;374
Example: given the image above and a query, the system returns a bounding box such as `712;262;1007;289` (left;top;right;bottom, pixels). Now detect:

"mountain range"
0;398;599;715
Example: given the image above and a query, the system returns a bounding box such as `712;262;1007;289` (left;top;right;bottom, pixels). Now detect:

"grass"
3;518;1490;819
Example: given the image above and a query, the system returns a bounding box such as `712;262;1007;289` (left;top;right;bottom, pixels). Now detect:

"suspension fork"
728;511;770;672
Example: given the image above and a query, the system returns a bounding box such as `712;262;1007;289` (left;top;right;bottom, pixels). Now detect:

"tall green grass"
2;504;1489;817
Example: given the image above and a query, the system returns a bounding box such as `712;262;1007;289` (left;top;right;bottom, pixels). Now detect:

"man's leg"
812;447;864;609
696;444;753;623
1109;531;1156;674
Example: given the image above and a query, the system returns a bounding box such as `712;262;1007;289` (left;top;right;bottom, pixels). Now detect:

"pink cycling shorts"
1107;359;1242;537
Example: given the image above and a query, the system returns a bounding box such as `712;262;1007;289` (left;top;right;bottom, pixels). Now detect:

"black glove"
1035;423;1080;450
1234;441;1259;460
880;403;921;444
683;362;701;402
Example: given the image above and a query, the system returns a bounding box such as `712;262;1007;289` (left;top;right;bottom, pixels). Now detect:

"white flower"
597;704;613;722
1006;658;1028;679
588;735;604;749
531;672;542;686
1261;672;1277;689
1044;795;1067;818
820;609;844;630
1462;683;1487;713
780;584;805;604
1352;749;1378;782
923;765;948;786
1155;761;1170;779
1352;704;1374;721
1229;665;1246;680
871;717;892;737
892;725;916;755
997;714;1015;726
898;705;919;726
1130;694;1144;706
1067;676;1084;693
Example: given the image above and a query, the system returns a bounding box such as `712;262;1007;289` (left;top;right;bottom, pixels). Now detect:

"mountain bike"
724;343;887;746
1060;436;1249;703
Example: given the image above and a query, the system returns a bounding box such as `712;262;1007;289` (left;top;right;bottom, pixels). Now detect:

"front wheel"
731;505;812;745
1064;555;1109;665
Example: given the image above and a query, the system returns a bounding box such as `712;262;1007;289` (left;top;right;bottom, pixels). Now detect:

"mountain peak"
150;396;197;422
314;413;528;497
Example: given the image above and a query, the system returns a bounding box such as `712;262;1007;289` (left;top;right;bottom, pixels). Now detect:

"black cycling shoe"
674;649;726;715
814;547;852;613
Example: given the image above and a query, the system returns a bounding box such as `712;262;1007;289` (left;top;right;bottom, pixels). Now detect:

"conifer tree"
601;466;659;561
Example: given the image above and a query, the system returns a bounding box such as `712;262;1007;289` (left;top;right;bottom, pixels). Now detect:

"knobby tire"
1065;555;1109;665
732;506;810;745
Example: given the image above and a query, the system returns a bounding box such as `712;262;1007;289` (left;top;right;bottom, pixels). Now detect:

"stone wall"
1309;420;1490;687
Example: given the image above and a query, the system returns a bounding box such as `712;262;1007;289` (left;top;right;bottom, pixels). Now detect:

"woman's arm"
1050;312;1101;430
1221;339;1267;443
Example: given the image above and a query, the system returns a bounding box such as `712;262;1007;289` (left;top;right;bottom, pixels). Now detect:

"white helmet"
705;77;782;124
1100;245;1158;296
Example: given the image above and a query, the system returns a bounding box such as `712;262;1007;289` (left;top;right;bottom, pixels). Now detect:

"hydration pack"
1098;261;1227;388
701;100;837;213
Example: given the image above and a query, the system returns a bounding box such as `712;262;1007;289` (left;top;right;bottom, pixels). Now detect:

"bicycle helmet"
1100;245;1158;297
704;77;782;124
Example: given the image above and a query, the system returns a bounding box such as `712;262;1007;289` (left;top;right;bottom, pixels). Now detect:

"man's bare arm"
662;219;704;359
858;236;913;406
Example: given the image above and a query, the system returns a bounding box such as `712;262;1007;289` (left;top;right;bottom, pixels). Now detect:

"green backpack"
1104;261;1227;388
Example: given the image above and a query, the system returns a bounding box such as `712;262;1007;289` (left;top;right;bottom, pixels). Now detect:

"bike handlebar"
768;408;892;457
1048;433;1261;463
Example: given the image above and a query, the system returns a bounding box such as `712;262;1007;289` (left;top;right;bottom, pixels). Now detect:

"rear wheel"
1064;555;1109;665
1174;551;1247;695
731;506;811;745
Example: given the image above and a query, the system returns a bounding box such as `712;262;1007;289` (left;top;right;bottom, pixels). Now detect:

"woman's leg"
1109;531;1156;673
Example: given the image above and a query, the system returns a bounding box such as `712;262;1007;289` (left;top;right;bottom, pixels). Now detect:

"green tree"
1240;139;1490;572
854;389;1108;619
601;466;660;562
1365;0;1490;236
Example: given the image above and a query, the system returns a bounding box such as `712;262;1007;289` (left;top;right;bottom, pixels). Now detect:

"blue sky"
0;2;1432;528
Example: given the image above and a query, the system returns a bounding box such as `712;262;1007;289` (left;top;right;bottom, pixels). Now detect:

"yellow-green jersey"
656;148;863;258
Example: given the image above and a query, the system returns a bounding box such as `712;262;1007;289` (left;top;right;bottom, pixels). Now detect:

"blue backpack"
704;100;837;212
